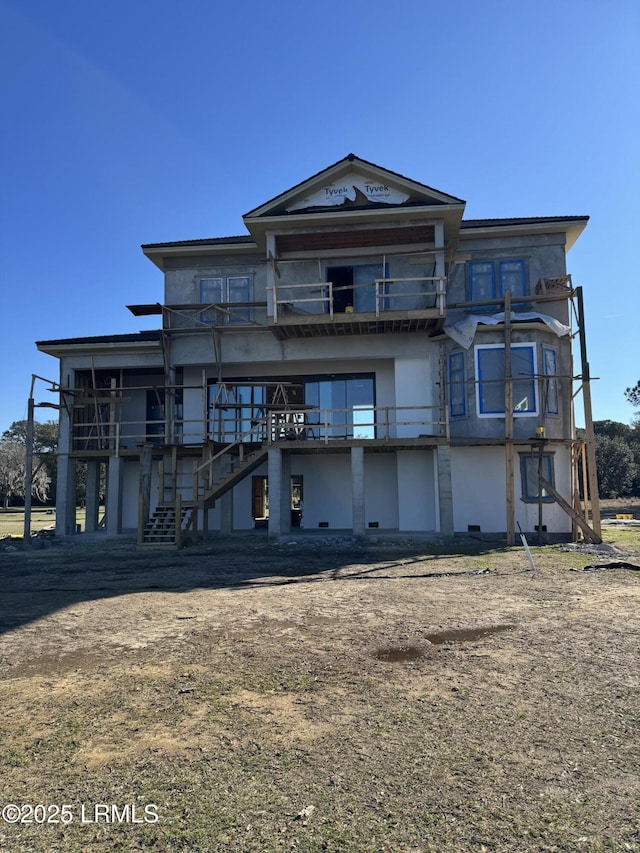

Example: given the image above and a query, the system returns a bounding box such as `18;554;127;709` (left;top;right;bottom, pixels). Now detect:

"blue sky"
0;0;638;433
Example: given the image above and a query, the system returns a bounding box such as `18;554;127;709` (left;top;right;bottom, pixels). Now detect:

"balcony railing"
270;277;447;323
71;405;448;451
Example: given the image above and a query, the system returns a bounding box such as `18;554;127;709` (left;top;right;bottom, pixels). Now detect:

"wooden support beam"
504;290;515;546
576;287;601;537
539;476;602;544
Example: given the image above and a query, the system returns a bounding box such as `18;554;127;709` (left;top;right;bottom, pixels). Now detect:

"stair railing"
193;416;269;503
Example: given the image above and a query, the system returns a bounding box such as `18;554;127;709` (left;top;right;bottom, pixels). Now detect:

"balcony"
268;276;447;339
70;404;448;454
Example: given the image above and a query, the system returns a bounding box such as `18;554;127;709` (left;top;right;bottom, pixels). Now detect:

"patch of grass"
1;539;640;851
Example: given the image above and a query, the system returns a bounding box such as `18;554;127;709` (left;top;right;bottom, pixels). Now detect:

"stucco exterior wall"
397;450;436;531
451;445;572;534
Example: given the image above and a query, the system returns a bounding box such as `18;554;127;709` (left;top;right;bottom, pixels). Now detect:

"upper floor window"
448;351;466;418
469;260;526;306
200;276;251;323
543;346;559;415
475;343;538;417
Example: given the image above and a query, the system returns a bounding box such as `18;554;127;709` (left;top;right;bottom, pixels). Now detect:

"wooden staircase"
140;500;193;548
198;446;268;507
138;421;270;549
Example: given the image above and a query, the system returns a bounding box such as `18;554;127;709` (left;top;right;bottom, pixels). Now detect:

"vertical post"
23;392;35;545
139;443;153;544
171;446;178;500
504;290;515;545
576;287;601;538
56;372;77;537
434;220;446;316
106;455;123;535
137;492;144;546
175;492;182;549
267;234;277;322
85;460;101;532
109;377;118;451
220;492;233;534
351;446;365;537
436;446;454;536
580;442;590;527
268;447;283;540
158;459;165;504
570;442;580;541
537;441;545;545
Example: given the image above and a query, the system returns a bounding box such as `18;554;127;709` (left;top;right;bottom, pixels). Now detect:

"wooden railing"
270;277;447;323
72;405;448;451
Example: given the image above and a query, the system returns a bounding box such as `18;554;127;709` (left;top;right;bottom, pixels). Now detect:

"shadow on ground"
0;533;503;636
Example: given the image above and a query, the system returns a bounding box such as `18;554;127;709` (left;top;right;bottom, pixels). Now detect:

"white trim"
475;342;538;418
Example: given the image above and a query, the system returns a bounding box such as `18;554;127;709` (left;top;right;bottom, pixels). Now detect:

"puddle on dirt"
425;624;513;645
374;646;425;663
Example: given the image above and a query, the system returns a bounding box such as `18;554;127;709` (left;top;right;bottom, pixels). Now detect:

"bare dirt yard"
1;510;639;852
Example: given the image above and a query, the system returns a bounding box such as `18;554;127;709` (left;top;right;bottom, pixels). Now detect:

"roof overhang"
460;217;589;251
37;336;162;359
142;239;259;271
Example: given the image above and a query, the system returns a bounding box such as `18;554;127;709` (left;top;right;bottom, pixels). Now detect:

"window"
469;262;495;304
200;277;224;303
304;374;375;439
208;383;265;442
469;260;526;306
520;453;555;502
208;374;375;442
200;276;251;324
448;351;466;417
499;260;526;298
475;343;537;417
543;346;559;415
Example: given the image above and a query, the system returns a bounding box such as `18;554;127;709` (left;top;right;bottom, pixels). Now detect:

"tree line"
0;420;58;508
587;383;640;499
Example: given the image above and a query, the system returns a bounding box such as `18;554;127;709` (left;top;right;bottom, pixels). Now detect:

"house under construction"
36;154;600;546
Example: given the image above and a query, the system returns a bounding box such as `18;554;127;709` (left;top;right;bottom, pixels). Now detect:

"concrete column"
106;455;124;535
220;491;234;534
56;454;77;536
436;446;454;536
280;451;291;536
84;460;101;533
268;447;283;539
55;375;77;537
351;446;365;536
138;444;153;529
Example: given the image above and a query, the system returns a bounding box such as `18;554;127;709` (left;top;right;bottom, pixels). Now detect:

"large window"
475;343;537;417
303;375;375;438
200;276;251;324
208;374;375;442
469;260;526;306
208;383;265;442
520;453;555;502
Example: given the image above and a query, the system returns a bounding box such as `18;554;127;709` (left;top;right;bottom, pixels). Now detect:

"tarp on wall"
443;311;570;350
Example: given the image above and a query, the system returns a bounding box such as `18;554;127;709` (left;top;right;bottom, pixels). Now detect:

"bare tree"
0;438;51;508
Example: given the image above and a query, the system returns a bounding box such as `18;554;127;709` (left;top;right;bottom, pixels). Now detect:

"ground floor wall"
450;445;573;535
75;443;575;539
